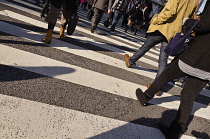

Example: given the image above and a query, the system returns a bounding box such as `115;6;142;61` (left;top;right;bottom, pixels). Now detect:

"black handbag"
67;14;78;35
164;20;200;56
86;8;94;20
103;18;111;27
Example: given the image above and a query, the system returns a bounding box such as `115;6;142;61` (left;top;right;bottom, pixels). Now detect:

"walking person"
109;0;131;34
41;0;80;44
124;0;198;93
132;2;144;35
91;0;114;33
135;1;210;137
124;1;141;33
121;0;137;27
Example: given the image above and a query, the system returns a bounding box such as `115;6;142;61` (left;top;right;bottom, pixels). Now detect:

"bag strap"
186;20;200;35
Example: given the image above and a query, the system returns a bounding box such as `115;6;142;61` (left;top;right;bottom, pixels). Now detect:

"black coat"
179;1;210;72
51;0;79;11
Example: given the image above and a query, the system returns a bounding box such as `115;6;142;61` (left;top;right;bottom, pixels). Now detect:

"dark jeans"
92;8;104;27
145;59;208;125
129;35;169;78
110;10;123;32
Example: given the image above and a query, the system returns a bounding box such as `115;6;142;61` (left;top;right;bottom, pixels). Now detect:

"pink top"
80;0;84;3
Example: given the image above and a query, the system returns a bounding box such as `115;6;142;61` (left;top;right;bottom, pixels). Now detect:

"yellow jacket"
147;0;198;42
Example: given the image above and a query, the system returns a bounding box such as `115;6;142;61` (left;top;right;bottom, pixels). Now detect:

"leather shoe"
91;26;95;33
136;88;152;106
124;54;131;68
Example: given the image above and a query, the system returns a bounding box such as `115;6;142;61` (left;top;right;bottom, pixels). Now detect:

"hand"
191;31;196;36
41;4;49;18
107;10;111;14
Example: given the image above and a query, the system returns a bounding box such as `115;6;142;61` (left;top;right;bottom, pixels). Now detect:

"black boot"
125;25;129;33
134;29;138;35
159;122;186;139
136;88;153;106
91;26;96;33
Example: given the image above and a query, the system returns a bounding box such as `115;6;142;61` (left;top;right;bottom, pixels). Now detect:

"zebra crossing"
0;0;210;138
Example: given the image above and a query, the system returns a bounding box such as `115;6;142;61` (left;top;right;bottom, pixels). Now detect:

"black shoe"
125;25;129;33
91;26;95;33
136;88;152;106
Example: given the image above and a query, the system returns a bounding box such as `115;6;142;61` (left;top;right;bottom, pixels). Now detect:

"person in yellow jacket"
124;0;198;91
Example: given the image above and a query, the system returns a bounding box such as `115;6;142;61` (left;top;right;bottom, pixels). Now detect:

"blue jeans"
129;35;169;78
110;11;122;32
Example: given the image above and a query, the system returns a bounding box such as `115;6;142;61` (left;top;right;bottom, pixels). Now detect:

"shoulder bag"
164;20;200;56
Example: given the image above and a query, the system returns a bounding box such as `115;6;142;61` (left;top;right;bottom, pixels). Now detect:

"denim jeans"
110;10;122;32
129;35;169;78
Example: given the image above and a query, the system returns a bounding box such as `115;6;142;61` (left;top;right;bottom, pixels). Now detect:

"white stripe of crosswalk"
0;93;195;139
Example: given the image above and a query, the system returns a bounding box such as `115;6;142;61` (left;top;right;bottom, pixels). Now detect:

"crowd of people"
89;0;164;35
38;0;210;138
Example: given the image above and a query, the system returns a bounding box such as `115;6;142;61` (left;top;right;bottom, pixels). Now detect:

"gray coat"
93;0;114;11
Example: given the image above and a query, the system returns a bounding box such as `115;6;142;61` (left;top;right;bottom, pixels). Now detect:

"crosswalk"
0;0;210;139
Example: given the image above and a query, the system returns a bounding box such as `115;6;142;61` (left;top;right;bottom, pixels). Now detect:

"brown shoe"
60;27;65;39
147;83;161;96
42;29;53;44
124;54;131;68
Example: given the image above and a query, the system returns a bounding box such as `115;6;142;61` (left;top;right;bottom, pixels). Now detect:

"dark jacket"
129;5;143;22
111;0;130;14
93;0;114;11
179;1;210;72
50;0;80;11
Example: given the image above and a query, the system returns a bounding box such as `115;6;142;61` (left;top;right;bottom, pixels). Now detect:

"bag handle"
186;20;200;35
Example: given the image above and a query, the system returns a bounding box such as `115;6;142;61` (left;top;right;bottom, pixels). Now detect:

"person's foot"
124;54;131;68
136;88;152;106
147;83;161;96
110;31;115;34
174;81;183;87
91;26;95;33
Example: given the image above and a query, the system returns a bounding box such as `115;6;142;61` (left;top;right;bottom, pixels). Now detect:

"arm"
111;0;119;10
108;0;114;10
93;0;98;6
41;0;51;18
43;0;51;6
194;2;210;34
107;0;114;14
152;0;179;25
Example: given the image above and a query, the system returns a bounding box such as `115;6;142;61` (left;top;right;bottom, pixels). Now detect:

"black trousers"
92;8;104;27
145;59;208;125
